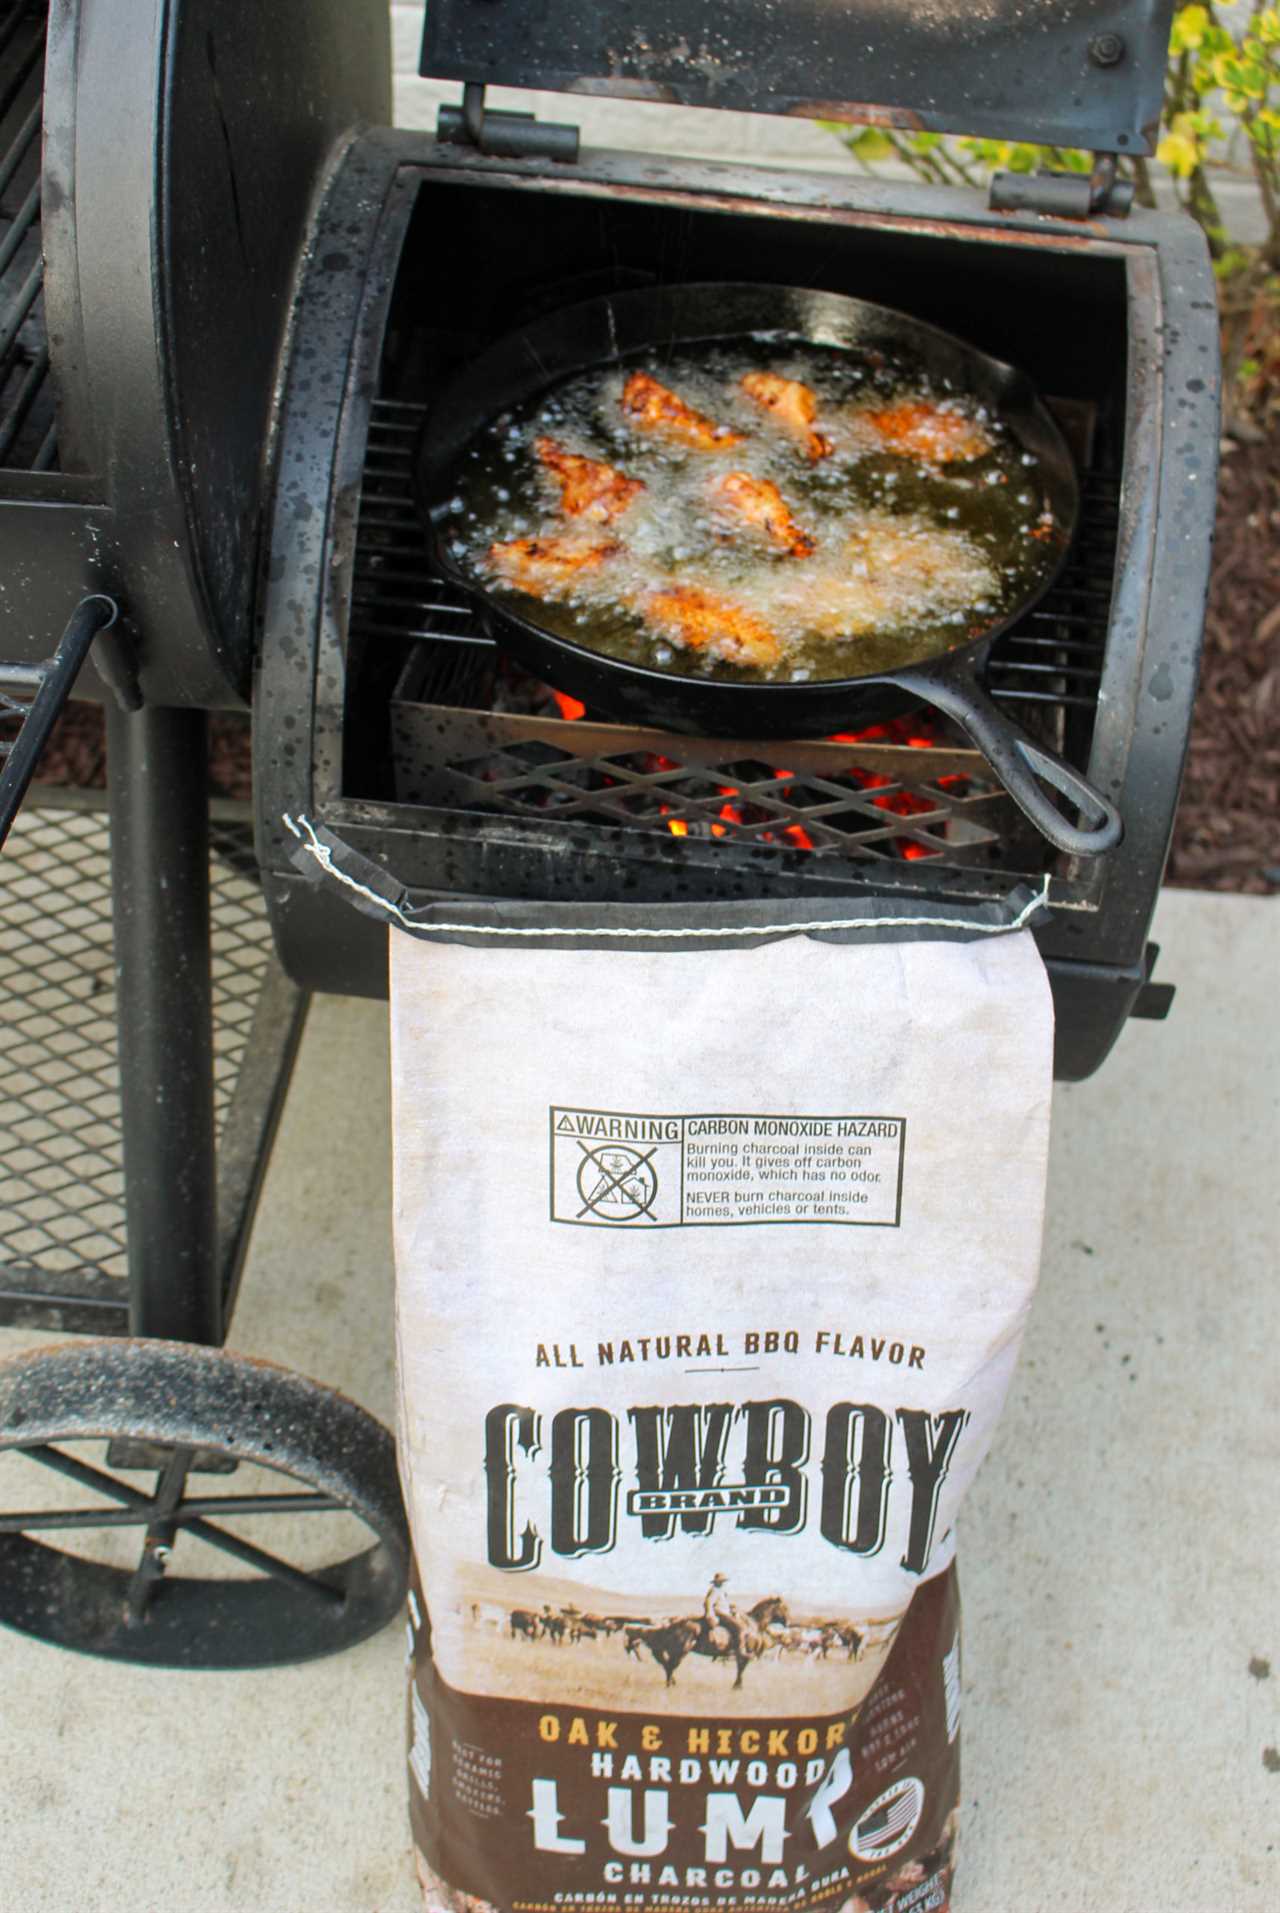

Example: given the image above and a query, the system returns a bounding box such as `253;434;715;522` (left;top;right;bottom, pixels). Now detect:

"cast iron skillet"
416;283;1123;857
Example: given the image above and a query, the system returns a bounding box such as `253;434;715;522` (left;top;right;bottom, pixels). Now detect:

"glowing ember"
534;682;962;860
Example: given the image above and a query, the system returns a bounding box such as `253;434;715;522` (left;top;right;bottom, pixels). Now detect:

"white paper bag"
390;921;1053;1913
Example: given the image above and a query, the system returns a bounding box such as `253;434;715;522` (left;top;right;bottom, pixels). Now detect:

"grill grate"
0;1;53;473
391;706;1014;864
0;801;276;1289
353;397;1116;876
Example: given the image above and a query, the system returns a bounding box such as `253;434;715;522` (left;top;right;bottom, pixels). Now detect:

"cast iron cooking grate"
0;1;55;473
0;802;274;1289
356;399;1117;872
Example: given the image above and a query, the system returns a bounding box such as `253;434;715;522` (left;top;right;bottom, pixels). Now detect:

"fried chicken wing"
487;534;617;598
769;513;996;640
860;400;992;464
843;514;995;610
640;584;782;669
712;471;815;558
740;371;833;461
768;567;886;640
846;517;964;582
535;437;645;524
621;371;743;450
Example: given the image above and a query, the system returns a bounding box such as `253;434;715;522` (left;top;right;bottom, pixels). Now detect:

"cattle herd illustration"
484;1584;868;1690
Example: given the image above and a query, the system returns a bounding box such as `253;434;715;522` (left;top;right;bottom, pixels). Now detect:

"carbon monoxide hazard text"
550;1108;905;1228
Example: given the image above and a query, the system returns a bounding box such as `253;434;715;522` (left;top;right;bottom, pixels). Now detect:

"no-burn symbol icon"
574;1143;660;1222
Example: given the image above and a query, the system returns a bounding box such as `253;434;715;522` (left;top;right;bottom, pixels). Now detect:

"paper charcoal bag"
390;918;1053;1913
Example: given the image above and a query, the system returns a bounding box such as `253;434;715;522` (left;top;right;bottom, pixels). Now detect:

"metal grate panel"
0;1;53;473
0;801;276;1291
390;699;1024;866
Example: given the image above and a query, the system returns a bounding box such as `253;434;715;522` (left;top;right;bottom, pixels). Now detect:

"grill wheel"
0;1337;410;1667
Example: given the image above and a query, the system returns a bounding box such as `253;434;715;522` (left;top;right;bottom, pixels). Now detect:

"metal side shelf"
0;787;308;1335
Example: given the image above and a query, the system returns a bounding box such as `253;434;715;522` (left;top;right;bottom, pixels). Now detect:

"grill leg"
106;704;219;1344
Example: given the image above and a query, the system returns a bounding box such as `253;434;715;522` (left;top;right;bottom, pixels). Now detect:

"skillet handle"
893;664;1123;858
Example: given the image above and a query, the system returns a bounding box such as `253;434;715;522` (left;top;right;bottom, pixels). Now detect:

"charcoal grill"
0;0;1216;1666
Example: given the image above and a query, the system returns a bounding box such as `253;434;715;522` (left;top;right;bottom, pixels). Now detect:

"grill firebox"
255;137;1216;1081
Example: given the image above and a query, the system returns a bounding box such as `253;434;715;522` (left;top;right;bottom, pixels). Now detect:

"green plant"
1160;2;1280;418
829;3;1280;429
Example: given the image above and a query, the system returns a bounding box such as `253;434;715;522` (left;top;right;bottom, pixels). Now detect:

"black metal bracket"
990;153;1134;220
0;594;124;853
437;81;579;163
1130;940;1175;1019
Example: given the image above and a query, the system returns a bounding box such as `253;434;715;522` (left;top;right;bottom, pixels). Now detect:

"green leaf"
1200;23;1236;56
1158;129;1202;176
846;128;895;163
959;136;1019;168
1170;4;1210;52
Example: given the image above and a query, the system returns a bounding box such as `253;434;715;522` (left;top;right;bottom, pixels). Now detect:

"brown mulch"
27;443;1280;892
1164;434;1280;894
30;707;252;802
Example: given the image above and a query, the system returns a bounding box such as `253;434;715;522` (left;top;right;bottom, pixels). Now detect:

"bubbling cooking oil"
442;339;1062;684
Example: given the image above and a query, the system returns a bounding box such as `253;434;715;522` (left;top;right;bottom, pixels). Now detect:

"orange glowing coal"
541;688;957;859
710;787;743;838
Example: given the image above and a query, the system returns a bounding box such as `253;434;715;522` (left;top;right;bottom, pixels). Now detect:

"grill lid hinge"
437;82;580;163
989;153;1134;220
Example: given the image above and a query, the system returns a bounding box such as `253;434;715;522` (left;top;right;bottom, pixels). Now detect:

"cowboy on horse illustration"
702;1572;747;1657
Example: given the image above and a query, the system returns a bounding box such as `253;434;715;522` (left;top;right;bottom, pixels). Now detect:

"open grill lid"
422;0;1175;157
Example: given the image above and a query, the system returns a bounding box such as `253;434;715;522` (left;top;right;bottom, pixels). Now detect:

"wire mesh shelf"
0;797;300;1328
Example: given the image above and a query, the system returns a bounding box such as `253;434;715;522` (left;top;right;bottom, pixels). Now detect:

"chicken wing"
712;471;815;558
860;400;992;464
535;437;645;524
740;371;833;461
621;371;743;450
846;516;979;583
487;534;617;598
640;584;782;669
843;514;996;617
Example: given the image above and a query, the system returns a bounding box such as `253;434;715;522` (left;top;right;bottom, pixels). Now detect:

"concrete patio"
0;885;1275;1911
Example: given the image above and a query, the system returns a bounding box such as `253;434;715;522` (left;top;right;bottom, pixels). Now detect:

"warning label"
549;1108;904;1229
